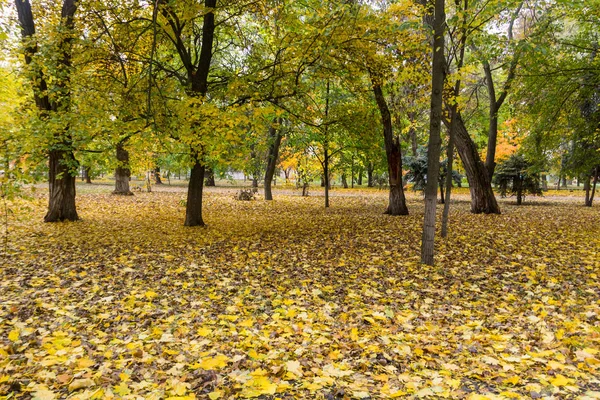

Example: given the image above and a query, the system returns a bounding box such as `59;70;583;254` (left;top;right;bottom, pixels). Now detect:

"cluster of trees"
0;0;598;261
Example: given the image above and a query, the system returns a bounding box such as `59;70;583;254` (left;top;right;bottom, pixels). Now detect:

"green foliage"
493;153;543;203
403;147;463;191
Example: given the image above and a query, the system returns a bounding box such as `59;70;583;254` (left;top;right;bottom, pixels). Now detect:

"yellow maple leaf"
32;387;56;400
77;357;95;368
285;360;303;377
503;376;520;385
550;374;571;387
241;376;277;398
208;390;223;400
196;354;229;370
144;290;158;299
8;329;19;342
113;382;131;396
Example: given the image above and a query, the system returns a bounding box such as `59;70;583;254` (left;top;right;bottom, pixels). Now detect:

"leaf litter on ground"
1;187;599;399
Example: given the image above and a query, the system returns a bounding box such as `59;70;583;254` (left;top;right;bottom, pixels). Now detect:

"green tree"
493;153;542;205
15;0;79;222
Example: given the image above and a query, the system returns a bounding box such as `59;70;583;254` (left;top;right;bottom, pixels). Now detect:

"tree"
493;154;542;205
15;0;79;222
264;117;284;201
421;0;445;266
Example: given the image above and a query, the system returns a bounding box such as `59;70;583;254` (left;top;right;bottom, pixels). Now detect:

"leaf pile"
1;189;599;399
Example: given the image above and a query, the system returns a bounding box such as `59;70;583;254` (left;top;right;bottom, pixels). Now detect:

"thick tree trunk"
113;141;132;195
153;167;163;184
584;175;591;205
367;163;374;187
264;120;283;201
357;167;363;185
371;79;408;215
45;149;78;222
184;160;205;227
452;114;501;214
204;167;215;186
83;166;92;184
342;174;348;189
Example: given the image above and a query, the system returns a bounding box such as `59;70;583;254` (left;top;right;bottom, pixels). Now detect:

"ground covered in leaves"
1;186;599;399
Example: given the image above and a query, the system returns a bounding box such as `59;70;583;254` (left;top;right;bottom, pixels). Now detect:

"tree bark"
184;160;205;227
367;162;374;187
451;113;501;214
371;77;408;215
16;0;79;222
421;0;445;265
324;146;330;207
584;174;591;206
113;141;133;195
264;119;283;201
405;111;419;157
45;149;78;222
204;167;215;186
342;174;348;188
83;166;92;184
153;167;163;184
587;167;598;207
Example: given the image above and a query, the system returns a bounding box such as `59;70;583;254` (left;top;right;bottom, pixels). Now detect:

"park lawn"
1;188;599;399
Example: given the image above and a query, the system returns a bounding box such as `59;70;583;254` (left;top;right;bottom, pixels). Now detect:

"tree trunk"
264;119;283;201
153;167;163;184
371;77;408;215
342;173;348;189
204;167;215;186
584;174;591;206
587;167;598;207
184;160;205;227
439;181;444;203
367;163;374;187
113;141;133;195
408;111;418;156
357;167;363;185
324;146;330;207
451;113;501;214
45;149;78;222
561;175;567;188
324;80;331;208
83;166;92;184
421;0;445;265
541;173;547;190
441;137;455;238
516;177;523;205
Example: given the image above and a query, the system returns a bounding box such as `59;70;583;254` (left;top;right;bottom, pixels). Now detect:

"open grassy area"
1;188;599;399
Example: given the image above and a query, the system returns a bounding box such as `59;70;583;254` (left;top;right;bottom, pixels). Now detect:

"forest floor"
1;186;599;399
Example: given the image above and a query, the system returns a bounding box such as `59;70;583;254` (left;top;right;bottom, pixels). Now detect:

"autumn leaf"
241;376;278;398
